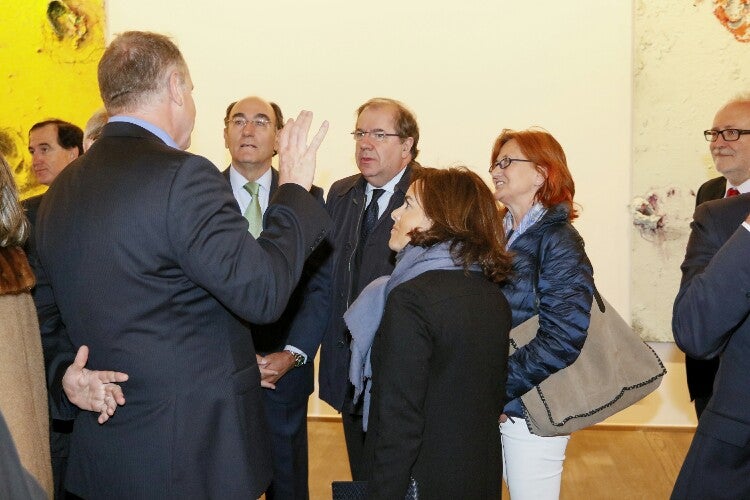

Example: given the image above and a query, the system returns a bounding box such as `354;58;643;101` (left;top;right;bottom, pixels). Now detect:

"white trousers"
500;417;570;500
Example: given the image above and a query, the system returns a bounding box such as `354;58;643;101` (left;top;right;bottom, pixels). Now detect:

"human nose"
391;204;404;221
240;121;258;135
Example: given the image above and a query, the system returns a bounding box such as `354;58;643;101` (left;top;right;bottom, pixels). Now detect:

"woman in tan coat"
0;153;53;498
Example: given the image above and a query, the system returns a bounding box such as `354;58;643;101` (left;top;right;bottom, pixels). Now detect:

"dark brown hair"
491;128;577;220
408;167;513;284
29;119;83;155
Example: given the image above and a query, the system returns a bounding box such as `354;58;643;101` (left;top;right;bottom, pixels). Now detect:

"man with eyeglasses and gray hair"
285;97;421;481
221;95;326;500
681;95;750;421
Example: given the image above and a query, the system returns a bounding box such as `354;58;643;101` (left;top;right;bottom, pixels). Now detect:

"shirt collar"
109;115;180;149
728;178;750;195
229;165;272;193
366;166;407;195
504;202;548;248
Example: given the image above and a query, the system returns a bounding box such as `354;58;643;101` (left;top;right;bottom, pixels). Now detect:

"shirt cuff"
743;221;750;233
284;345;307;364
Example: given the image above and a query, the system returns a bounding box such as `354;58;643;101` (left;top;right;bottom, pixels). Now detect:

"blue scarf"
344;242;476;430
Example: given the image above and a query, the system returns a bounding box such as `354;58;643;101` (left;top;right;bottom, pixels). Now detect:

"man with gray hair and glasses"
681;95;750;420
285;97;421;480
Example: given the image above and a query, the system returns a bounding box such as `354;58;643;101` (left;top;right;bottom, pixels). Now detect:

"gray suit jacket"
33;122;330;499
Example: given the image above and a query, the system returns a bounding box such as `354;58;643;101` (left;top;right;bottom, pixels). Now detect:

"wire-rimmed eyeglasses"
225;117;272;129
351;129;401;142
704;129;750;142
489;156;534;173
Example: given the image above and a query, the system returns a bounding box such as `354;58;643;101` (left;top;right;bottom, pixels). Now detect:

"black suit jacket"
684;176;726;400
222;166;328;402
32;122;330;499
366;270;510;499
672;193;750;498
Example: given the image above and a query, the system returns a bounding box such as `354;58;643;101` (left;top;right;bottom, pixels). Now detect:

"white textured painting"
632;0;750;341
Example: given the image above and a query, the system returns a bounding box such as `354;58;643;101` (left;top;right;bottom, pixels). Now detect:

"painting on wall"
0;0;105;199
631;0;750;341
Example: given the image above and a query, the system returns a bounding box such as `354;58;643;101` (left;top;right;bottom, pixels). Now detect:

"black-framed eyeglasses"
351;129;401;142
225;117;272;129
489;156;534;173
703;129;750;142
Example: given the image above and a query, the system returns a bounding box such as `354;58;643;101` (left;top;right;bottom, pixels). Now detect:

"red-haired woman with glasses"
489;128;594;499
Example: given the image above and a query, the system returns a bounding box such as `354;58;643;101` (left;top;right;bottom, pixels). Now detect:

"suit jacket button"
336;340;345;348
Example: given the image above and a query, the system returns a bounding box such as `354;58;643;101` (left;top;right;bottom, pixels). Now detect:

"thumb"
73;345;89;369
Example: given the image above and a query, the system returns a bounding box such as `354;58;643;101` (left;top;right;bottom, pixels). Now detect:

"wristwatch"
285;350;305;368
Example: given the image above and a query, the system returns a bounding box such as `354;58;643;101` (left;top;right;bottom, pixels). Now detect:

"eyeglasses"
489;157;534;173
703;129;750;142
225;117;272;129
351;130;401;142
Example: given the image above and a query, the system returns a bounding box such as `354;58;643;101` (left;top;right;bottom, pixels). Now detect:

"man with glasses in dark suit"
684;95;750;419
222;95;327;499
285;98;421;480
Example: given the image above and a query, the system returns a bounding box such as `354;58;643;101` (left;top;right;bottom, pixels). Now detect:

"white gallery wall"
106;0;701;426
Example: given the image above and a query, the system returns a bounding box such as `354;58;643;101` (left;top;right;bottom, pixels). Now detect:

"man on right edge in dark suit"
672;192;750;499
284;98;421;480
31;31;330;499
221;95;328;499
685;95;750;419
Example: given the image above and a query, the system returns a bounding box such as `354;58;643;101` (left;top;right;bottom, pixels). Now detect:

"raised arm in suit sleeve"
673;206;750;359
167;156;330;324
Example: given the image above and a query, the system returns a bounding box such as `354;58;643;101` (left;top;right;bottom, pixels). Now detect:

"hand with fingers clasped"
277;110;329;191
62;345;129;424
256;351;297;389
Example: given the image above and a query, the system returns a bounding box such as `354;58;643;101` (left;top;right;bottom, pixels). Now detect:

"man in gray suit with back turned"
32;31;330;499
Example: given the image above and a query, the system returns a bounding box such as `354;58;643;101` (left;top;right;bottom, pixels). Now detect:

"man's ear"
168;71;184;106
68;148;80;161
401;137;414;158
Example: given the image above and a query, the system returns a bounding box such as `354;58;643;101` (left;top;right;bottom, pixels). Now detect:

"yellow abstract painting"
1;0;105;199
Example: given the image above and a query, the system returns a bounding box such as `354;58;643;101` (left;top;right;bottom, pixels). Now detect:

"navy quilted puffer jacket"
502;203;594;418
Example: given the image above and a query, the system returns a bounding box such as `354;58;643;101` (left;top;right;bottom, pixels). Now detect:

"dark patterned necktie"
727;187;741;197
360;189;385;242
